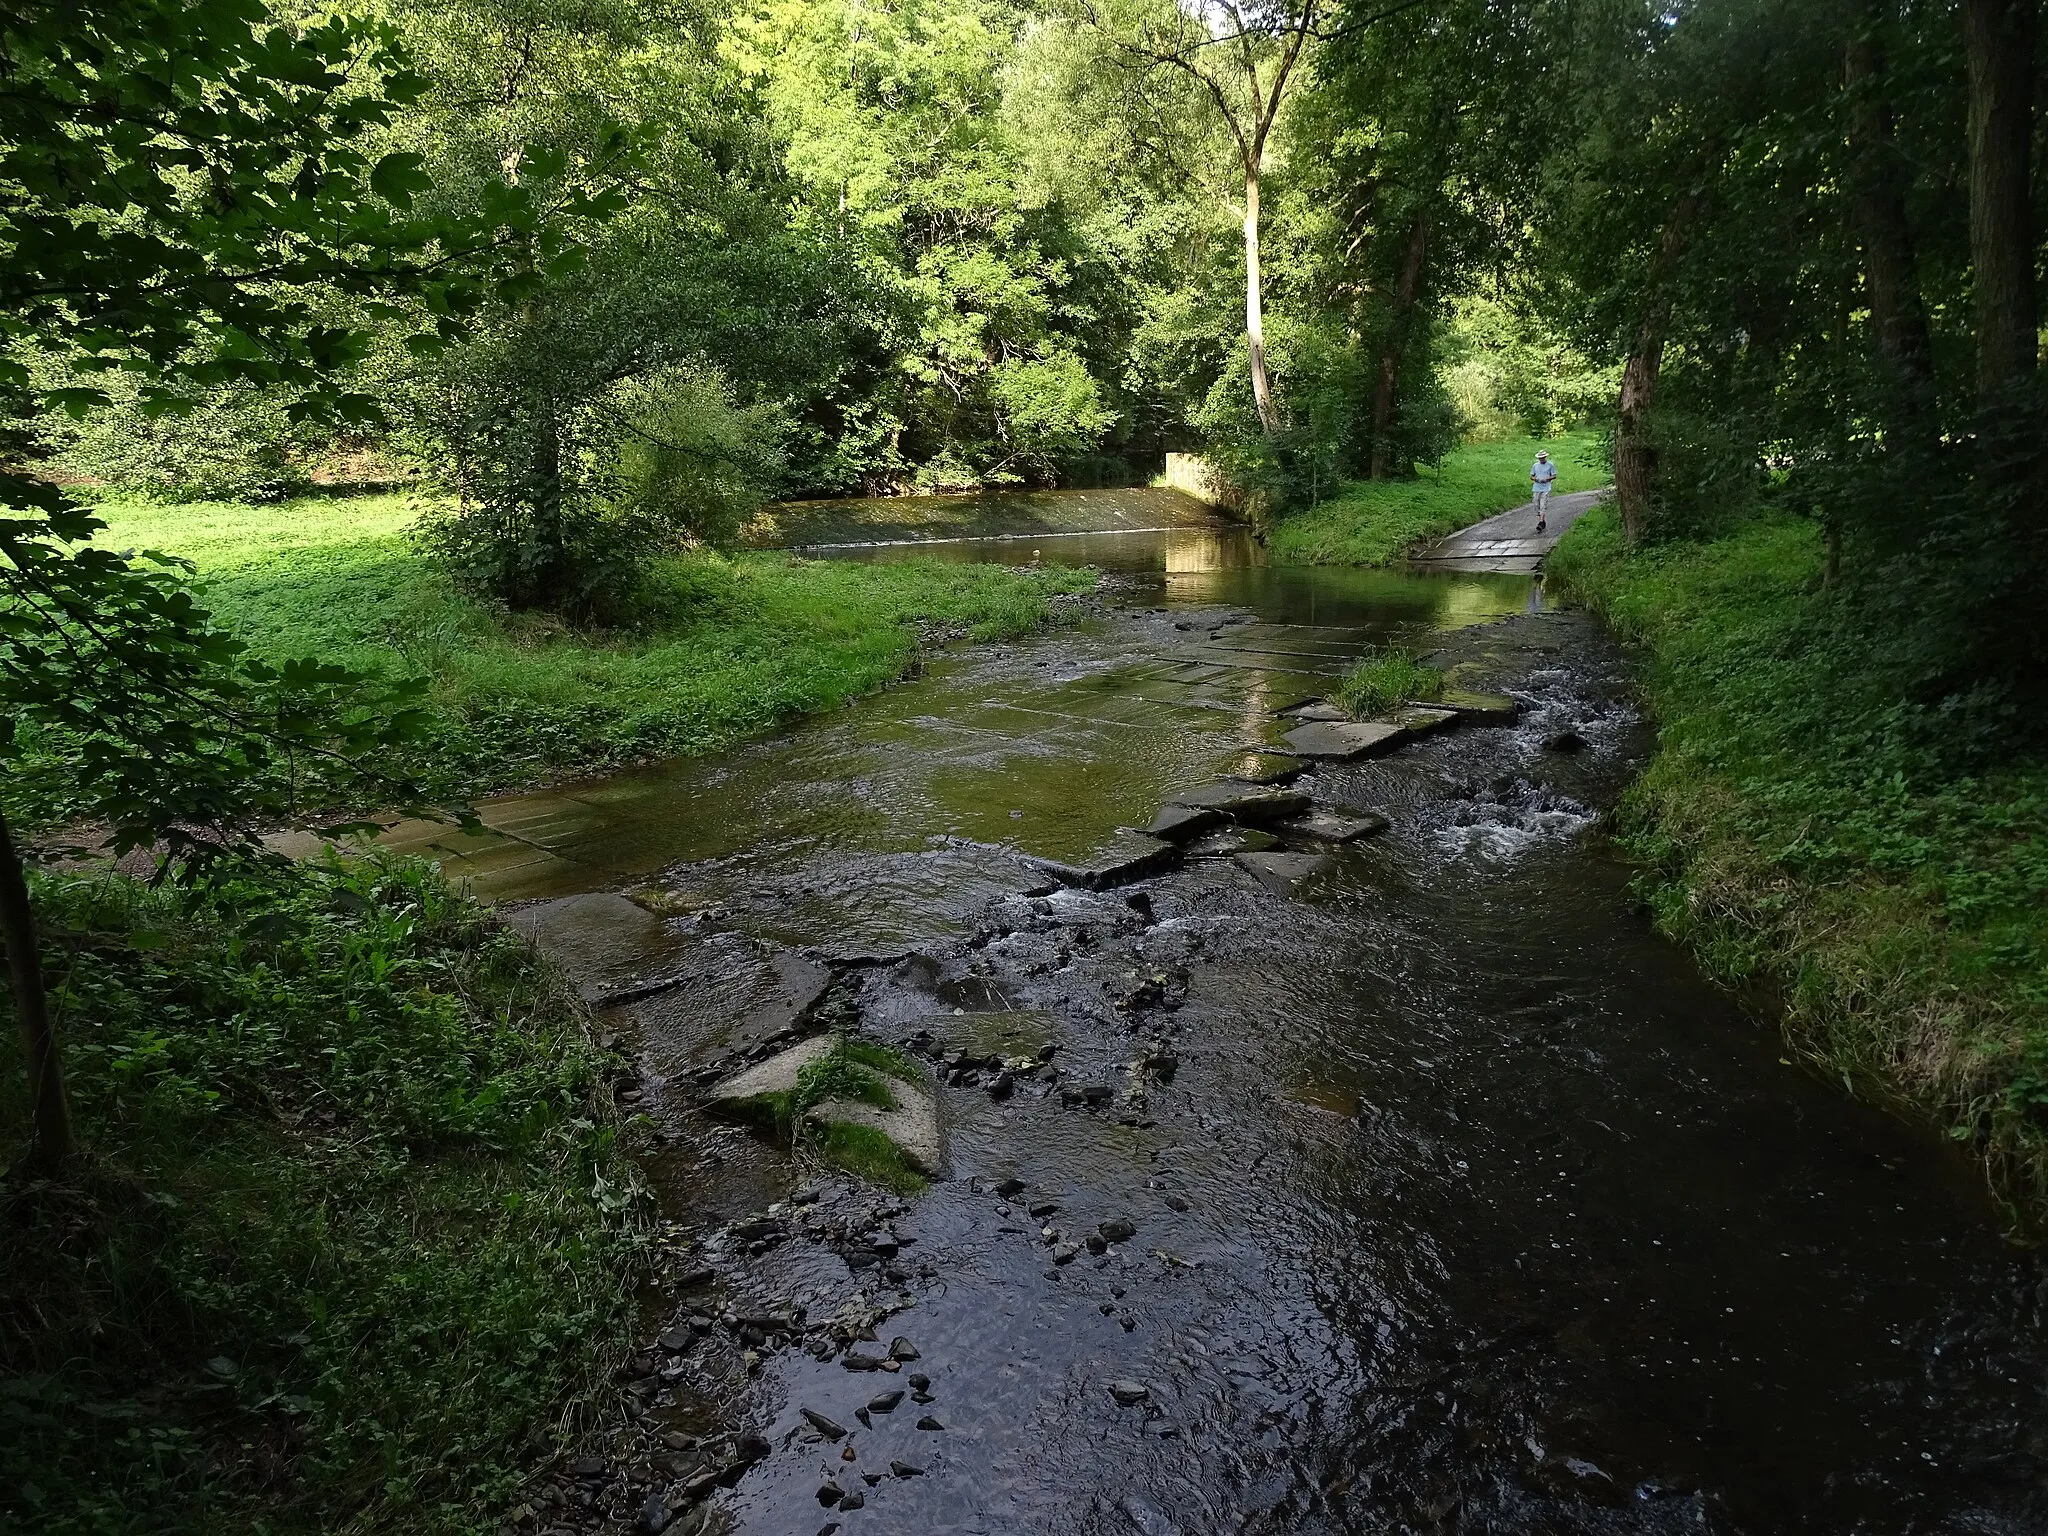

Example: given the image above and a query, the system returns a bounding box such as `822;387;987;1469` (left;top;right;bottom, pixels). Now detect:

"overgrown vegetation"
1329;648;1444;720
1267;434;1603;566
0;855;646;1534
1550;505;2048;1219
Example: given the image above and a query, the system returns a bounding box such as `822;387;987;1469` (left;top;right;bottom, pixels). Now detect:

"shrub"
1330;647;1443;718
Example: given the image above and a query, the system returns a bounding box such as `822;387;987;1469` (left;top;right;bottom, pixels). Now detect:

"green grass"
1328;647;1445;719
0;855;646;1534
812;1123;925;1194
73;492;1098;806
1267;433;1606;566
720;1036;930;1192
1549;505;2048;1222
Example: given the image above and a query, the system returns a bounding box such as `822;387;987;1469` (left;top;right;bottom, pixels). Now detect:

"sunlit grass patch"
1329;647;1445;719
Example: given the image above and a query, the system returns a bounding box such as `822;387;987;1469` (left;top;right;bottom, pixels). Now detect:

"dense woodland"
5;0;2048;1530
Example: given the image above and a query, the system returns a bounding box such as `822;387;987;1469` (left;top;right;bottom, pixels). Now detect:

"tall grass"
1328;648;1445;718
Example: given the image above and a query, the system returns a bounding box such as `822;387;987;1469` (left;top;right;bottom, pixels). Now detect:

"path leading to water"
1411;487;1610;574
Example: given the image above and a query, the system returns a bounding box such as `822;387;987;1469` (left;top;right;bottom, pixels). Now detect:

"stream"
453;495;2047;1536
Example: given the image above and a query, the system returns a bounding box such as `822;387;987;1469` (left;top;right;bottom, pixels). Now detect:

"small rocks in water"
1027;1199;1059;1219
736;1429;772;1463
917;1415;946;1431
890;1460;925;1478
801;1407;849;1441
868;1388;904;1412
638;1493;672;1533
1163;1193;1191;1211
1051;1241;1081;1264
1120;1314;1138;1331
1099;1216;1138;1243
855;1406;872;1428
842;1352;885;1371
658;1326;692;1353
573;1455;607;1479
817;1479;845;1507
838;1489;866;1510
1108;1379;1150;1405
1543;729;1587;754
1532;1454;1622;1505
1085;1232;1108;1255
866;1230;900;1257
1123;890;1155;918
909;1373;930;1390
888;1335;920;1361
994;1177;1026;1198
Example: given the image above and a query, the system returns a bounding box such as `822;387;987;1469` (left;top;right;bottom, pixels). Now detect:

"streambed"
460;497;2045;1536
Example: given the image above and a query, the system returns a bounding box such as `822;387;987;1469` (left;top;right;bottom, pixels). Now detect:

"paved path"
1410;486;1611;574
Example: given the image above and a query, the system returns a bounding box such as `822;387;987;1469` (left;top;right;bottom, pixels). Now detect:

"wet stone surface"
456;533;2043;1536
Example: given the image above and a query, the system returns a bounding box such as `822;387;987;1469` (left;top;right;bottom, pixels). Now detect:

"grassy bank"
1267;434;1606;565
52;493;1097;809
1549;506;2048;1219
1;856;645;1533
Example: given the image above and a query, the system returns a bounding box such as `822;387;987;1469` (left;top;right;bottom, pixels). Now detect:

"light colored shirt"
1531;459;1557;485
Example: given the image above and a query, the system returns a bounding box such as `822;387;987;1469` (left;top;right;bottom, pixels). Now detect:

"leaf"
369;151;431;209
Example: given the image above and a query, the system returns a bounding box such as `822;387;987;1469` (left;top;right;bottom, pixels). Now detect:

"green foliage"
1191;317;1373;514
814;1122;926;1194
1268;433;1604;566
0;854;646;1533
1328;648;1443;719
1443;295;1618;441
730;1036;928;1191
1550;504;2048;1218
38;376;319;504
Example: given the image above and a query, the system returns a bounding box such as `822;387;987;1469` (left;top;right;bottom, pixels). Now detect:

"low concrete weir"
379;505;2038;1535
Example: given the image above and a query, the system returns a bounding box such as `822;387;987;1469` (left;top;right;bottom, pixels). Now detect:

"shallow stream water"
450;495;2045;1536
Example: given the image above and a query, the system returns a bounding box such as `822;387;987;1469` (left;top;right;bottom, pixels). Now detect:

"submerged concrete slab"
1282;720;1407;759
1023;831;1177;890
806;1086;944;1177
503;893;690;1004
1165;782;1312;821
705;1035;836;1104
1226;752;1311;784
1234;850;1335;894
1187;826;1279;856
1285;808;1391;843
1281;701;1350;722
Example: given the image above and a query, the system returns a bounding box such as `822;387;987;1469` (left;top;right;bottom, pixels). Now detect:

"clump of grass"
813;1122;926;1194
0;853;648;1535
1330;647;1445;719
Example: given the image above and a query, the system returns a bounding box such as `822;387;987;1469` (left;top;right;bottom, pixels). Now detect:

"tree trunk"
1614;193;1703;544
1244;169;1282;437
1370;211;1432;480
0;807;74;1169
1843;16;1936;419
1963;0;2037;397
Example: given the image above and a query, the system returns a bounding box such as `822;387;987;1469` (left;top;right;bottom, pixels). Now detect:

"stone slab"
1439;689;1521;724
1281;701;1350;722
1234;851;1335;894
1146;803;1227;842
705;1035;837;1104
503;893;689;1004
1225;753;1311;785
1384;705;1459;736
1164;782;1312;821
1284;808;1391;843
1023;831;1177;890
1281;720;1407;759
1187;826;1279;856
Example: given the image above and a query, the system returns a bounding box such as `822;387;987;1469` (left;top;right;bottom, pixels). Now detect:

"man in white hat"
1530;449;1558;532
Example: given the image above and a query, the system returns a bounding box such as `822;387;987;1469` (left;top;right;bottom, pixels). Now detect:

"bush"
1191;315;1369;515
39;376;319;503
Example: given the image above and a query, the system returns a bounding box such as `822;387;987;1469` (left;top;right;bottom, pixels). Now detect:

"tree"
1074;0;1329;437
0;0;562;1168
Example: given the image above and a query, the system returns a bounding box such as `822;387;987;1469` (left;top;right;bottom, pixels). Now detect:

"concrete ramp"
1411;487;1610;573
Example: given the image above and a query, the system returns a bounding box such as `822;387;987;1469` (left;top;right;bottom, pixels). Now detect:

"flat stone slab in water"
1234;851;1335;894
1165;782;1312;821
1146;803;1226;841
1226;753;1310;784
503;892;690;1004
1024;831;1177;890
1285;808;1391;843
1282;700;1350;722
1282;720;1407;759
1439;689;1520;724
1188;827;1279;856
1385;705;1459;736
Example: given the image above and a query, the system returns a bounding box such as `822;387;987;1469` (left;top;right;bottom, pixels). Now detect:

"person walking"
1530;450;1558;532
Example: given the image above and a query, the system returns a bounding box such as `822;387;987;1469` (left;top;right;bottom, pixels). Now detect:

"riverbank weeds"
1550;504;2048;1223
0;854;648;1534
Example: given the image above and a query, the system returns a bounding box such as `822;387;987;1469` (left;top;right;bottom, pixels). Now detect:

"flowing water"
447;493;2046;1536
